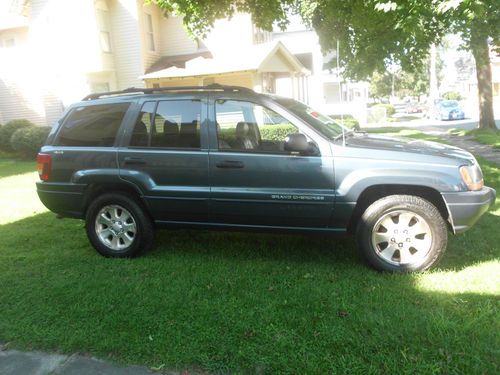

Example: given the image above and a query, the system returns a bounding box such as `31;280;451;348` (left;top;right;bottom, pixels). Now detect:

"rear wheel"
85;193;154;257
356;195;447;272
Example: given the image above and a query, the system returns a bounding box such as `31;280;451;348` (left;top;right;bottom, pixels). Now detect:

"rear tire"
356;195;447;272
85;193;154;257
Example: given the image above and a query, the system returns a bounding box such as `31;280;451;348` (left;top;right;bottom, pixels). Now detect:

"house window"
145;13;155;52
4;38;15;48
90;82;110;93
96;9;112;53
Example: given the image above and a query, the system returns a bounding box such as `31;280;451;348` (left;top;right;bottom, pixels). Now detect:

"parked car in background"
431;100;465;121
405;102;425;114
36;85;495;273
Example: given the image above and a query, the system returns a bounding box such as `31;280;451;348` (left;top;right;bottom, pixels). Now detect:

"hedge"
218;124;297;145
371;103;396;117
259;124;297;141
0;119;35;152
442;91;463;101
10;126;51;158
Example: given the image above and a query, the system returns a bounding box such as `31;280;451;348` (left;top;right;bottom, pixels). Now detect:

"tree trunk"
470;32;496;130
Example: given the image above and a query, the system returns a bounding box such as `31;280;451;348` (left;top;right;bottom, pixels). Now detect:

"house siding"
159;16;198;57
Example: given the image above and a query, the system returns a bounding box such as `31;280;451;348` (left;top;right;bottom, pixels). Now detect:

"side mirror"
284;133;310;154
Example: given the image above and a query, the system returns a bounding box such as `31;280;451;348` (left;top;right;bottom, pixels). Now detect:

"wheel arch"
83;182;152;219
347;184;450;233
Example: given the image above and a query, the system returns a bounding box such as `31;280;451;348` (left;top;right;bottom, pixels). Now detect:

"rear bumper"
36;182;85;219
442;186;496;234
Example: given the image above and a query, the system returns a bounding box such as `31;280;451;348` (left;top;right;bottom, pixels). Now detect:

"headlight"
460;164;484;191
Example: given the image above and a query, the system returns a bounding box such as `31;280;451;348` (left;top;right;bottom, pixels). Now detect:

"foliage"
10;126;51;158
372;103;396;116
218;124;297;145
259;124;297;141
0;119;34;152
0;155;498;373
328;115;360;130
151;0;498;129
369;71;392;99
442;91;463;101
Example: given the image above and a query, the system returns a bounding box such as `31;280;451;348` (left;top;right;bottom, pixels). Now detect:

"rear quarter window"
55;103;130;147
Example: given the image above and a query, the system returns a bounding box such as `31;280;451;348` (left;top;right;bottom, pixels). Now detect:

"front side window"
56;103;130;147
273;97;347;141
129;100;202;149
215;100;299;153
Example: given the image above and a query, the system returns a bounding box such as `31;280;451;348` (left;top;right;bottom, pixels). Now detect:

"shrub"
259;124;297;141
329;115;360;130
442;91;463;101
0;119;35;152
371;103;396;117
10;126;51;158
218;124;298;145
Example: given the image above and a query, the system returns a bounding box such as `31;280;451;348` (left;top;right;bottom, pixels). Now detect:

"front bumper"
441;186;496;234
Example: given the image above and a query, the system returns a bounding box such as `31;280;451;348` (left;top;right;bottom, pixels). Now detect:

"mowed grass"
0;158;37;179
0;149;499;374
449;128;500;149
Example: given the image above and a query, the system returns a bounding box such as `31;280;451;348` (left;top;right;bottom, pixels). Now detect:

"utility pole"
429;44;439;102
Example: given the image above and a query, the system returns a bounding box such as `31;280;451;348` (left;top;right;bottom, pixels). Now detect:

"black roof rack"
82;84;254;101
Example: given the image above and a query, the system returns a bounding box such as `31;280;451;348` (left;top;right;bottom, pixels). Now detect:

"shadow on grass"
0;212;498;373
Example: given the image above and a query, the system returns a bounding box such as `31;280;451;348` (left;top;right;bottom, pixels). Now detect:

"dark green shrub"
442;91;463;101
218;124;297;145
372;103;396;117
0;119;35;152
10;126;51;158
259;124;297;141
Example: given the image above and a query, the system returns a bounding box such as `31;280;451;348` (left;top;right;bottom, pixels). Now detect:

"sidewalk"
436;133;500;165
0;349;181;375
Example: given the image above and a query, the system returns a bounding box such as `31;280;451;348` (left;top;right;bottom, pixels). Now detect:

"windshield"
273;97;348;140
441;100;459;108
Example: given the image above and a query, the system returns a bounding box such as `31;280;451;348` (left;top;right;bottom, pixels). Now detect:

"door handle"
123;157;146;165
216;160;244;169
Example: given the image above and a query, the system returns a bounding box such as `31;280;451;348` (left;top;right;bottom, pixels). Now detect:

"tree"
369;71;392;100
151;0;499;129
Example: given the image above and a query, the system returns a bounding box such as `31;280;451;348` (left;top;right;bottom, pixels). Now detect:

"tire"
356;195;447;272
85;192;154;257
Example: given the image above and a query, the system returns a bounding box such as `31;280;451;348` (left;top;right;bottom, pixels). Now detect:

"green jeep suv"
36;85;496;272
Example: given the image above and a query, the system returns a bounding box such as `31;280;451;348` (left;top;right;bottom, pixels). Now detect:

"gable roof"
140;41;309;80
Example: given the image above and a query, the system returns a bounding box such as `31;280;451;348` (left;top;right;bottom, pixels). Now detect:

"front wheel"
85;193;154;257
356;195;447;272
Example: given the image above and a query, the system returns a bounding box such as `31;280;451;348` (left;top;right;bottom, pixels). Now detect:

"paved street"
0;349;188;375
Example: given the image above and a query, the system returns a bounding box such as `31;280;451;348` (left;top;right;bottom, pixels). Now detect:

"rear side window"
129;100;201;149
55;103;130;146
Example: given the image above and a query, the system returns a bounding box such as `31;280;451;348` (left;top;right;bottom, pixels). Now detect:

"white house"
0;0;362;126
271;15;369;122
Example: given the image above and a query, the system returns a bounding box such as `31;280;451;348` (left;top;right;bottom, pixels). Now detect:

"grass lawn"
0;142;498;373
0;158;37;179
449;128;500;149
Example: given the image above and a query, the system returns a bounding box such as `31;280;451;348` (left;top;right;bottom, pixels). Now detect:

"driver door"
208;95;335;228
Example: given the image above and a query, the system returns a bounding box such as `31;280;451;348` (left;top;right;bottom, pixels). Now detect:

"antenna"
337;39;345;146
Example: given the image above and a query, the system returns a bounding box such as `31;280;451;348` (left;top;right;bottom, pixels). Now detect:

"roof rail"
82;84;254;101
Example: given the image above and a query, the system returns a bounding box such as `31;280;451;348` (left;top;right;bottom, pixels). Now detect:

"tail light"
36;153;52;181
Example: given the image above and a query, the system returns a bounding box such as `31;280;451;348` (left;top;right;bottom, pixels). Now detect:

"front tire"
85;193;154;257
356;195;447;272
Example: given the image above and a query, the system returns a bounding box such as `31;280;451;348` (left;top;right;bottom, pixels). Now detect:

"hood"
342;132;475;164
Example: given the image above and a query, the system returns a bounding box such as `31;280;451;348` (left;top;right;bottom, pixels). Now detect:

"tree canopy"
151;0;499;129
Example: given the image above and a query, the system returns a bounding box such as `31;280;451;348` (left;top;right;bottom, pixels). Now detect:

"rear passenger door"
118;95;210;223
